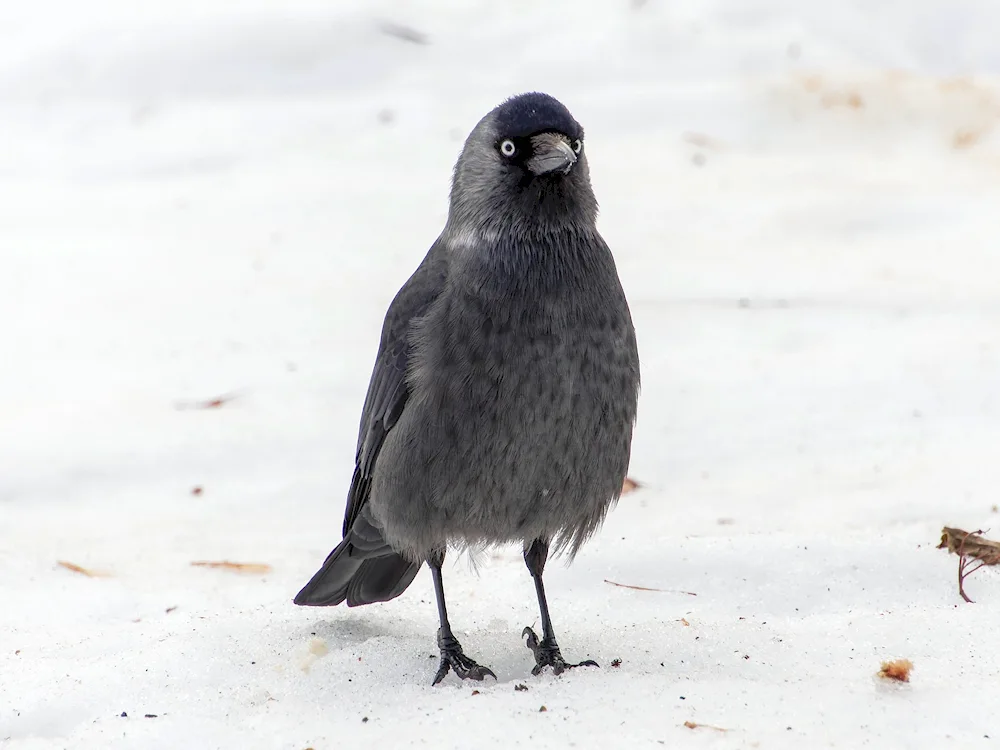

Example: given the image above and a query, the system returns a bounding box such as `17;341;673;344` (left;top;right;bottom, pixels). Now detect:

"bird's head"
447;93;599;237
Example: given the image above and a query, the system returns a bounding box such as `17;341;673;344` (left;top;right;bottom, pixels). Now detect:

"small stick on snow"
56;561;110;578
173;393;238;411
190;561;273;575
683;720;728;732
604;579;697;596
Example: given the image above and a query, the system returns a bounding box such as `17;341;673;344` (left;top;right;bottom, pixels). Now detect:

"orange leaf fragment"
878;659;913;682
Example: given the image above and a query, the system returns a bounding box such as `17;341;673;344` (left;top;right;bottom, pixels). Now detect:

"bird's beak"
526;133;577;175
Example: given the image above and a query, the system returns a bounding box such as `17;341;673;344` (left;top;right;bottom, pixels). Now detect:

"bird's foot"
522;626;599;676
432;628;497;686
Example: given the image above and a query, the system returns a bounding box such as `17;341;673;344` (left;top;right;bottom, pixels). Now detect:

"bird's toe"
459;660;497;682
523;626;599;675
432;647;496;685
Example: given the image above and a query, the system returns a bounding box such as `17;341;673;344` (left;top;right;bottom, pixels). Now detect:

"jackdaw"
295;92;640;684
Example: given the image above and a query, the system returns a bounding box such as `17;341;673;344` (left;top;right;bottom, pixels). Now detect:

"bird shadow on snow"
297;613;422;646
290;612;556;687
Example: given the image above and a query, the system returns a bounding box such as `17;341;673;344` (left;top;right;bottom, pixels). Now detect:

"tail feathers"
345;555;421;607
294;518;421;607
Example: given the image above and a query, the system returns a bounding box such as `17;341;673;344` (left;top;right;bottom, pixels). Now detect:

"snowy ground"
3;1;1000;747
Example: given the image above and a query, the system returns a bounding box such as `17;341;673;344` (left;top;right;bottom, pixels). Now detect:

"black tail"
294;516;421;607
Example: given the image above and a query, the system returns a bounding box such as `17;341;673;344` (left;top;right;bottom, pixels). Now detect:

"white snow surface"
3;0;1000;747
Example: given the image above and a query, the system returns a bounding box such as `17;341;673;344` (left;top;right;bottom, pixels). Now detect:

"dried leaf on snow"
878;659;913;682
937;527;1000;603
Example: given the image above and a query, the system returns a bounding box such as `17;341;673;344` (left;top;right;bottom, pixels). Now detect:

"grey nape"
294;92;640;684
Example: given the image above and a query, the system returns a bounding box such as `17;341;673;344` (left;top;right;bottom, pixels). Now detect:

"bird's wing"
341;243;448;537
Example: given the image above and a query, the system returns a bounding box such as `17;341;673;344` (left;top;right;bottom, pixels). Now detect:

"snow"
3;0;1000;747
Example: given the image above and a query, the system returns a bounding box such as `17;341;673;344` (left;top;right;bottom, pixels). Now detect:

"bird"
294;92;640;685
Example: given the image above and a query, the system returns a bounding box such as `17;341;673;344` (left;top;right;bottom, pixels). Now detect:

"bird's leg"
522;539;599;676
428;549;496;686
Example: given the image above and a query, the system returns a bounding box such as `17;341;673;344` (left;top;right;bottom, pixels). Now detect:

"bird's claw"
432;650;497;685
522;626;599;676
432;629;496;685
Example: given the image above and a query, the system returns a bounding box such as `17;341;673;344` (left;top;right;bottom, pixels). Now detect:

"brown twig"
604;579;697;596
683;720;728;732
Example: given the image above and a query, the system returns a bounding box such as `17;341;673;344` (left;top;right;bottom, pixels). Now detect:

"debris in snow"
299;638;331;673
190;561;272;575
604;579;697;596
938;527;1000;558
610;659;622;668
173;394;237;411
683;721;728;732
797;74;865;110
678;618;691;626
538;705;548;713
878;659;913;682
57;561;109;578
621;477;641;494
682;132;724;150
937;527;1000;603
191;486;203;496
514;684;528;692
952;129;981;150
377;21;428;45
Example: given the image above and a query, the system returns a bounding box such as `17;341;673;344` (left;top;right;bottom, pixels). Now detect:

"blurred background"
2;0;1000;745
3;0;998;535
